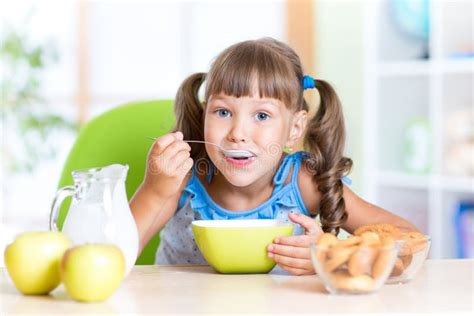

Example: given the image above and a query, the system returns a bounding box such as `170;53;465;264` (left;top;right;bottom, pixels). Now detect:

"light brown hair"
172;38;352;235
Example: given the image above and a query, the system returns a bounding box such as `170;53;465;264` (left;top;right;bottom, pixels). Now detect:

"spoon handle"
184;140;221;148
145;136;222;150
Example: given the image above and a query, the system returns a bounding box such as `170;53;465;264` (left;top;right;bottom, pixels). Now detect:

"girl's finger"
288;212;323;235
274;234;318;248
152;132;182;155
268;243;311;259
168;149;191;171
175;131;183;140
178;157;194;176
159;140;191;161
276;262;314;276
270;253;313;271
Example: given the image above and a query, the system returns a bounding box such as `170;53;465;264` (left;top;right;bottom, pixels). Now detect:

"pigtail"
173;72;207;160
303;79;353;235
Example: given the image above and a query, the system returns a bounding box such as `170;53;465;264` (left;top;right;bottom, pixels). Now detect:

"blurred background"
1;0;473;265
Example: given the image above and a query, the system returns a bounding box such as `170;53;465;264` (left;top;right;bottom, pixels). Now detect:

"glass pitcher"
49;164;139;276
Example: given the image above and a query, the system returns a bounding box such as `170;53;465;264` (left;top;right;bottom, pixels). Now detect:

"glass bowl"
387;234;431;284
310;239;399;294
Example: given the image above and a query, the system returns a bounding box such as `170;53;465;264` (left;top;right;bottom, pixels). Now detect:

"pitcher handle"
49;186;74;231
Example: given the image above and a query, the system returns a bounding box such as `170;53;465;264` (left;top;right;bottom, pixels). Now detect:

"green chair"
56;99;175;264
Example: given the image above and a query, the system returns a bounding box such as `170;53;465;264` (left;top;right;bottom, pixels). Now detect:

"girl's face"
204;92;307;187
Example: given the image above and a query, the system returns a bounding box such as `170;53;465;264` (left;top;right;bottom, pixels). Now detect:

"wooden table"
1;260;473;314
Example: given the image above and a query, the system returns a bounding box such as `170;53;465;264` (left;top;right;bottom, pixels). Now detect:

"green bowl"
192;219;294;274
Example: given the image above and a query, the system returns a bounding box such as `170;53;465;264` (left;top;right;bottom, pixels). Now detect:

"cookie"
330;271;375;292
360;231;381;247
333;236;363;248
400;254;413;268
316;233;338;247
372;237;396;279
325;246;358;272
390;258;405;277
315;233;338;261
398;231;428;256
354;223;401;240
348;246;378;277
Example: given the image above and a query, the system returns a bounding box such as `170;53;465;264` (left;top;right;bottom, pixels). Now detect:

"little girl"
130;38;420;275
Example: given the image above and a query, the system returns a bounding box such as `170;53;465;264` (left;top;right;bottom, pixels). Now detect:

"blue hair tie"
302;75;315;90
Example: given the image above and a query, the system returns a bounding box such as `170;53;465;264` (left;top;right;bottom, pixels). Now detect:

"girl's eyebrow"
210;97;279;108
252;99;279;107
209;96;228;103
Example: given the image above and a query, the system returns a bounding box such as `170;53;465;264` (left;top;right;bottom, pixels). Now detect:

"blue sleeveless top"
155;150;350;265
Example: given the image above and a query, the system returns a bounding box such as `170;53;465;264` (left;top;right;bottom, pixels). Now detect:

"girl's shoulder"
297;157;321;216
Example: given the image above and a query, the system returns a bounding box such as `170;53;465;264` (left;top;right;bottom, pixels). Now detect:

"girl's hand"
143;131;193;200
267;212;323;275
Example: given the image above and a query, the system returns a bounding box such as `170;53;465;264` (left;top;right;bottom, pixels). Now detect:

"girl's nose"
229;135;246;143
227;121;248;143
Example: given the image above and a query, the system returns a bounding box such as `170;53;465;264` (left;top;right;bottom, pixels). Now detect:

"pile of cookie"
312;223;429;293
354;223;429;279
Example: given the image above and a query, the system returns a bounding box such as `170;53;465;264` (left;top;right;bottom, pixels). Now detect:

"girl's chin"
220;170;257;186
213;155;257;171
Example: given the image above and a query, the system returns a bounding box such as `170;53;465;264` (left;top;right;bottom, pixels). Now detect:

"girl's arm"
130;131;193;255
341;185;421;234
131;172;191;255
267;162;423;275
297;160;421;234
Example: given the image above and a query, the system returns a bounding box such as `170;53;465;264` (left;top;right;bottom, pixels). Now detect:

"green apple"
61;243;125;302
4;231;72;295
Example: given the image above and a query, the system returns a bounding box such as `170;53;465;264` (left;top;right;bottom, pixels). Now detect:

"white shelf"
435;176;474;193
439;59;474;74
377;171;474;193
377;59;473;77
363;0;473;259
376;171;431;189
377;60;431;76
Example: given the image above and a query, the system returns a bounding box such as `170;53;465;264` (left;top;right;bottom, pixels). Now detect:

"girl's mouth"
224;156;256;168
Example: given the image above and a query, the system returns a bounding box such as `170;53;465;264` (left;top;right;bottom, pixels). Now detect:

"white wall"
314;0;365;195
86;0;286;117
0;0;286;266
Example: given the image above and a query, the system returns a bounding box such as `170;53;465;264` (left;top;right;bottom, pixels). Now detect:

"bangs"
205;41;301;108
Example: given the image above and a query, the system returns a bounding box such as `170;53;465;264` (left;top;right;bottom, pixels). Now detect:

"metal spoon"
145;136;256;158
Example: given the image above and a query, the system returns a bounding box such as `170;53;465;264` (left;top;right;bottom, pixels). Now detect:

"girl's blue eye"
256;112;269;121
216;109;230;118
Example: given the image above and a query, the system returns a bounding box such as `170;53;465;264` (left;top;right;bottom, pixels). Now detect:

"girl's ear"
286;110;308;148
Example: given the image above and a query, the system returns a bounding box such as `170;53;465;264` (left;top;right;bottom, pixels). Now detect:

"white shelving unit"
363;0;473;259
